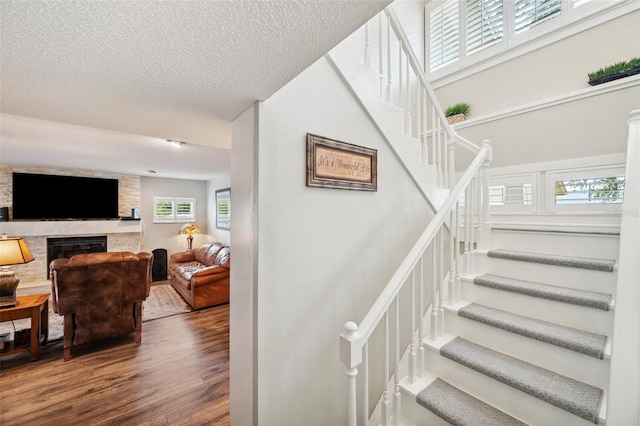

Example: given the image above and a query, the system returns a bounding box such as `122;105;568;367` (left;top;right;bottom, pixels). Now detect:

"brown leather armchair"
50;251;153;361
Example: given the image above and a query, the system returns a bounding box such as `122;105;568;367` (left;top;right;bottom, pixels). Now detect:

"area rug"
0;284;192;342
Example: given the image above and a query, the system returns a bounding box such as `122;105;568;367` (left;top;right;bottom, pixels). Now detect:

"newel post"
341;321;363;426
480;140;492;251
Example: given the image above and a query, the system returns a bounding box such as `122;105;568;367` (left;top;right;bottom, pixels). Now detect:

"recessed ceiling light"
166;139;186;148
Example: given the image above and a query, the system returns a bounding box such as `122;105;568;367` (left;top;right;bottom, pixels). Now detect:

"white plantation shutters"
153;197;195;223
429;0;459;71
466;0;504;55
514;0;562;33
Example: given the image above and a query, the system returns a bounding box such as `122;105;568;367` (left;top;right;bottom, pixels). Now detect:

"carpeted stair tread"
474;274;612;311
416;377;528;426
440;337;603;424
487;249;616;272
458;303;608;359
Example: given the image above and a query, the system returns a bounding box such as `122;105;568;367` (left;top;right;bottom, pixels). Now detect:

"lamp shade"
0;235;34;266
179;223;201;236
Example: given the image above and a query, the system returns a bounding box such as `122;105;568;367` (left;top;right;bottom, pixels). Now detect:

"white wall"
139;177;209;260
207;172;231;246
435;9;640;169
393;0;426;67
240;55;435;425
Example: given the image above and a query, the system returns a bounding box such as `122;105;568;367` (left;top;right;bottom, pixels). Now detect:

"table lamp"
0;233;35;308
179;223;201;251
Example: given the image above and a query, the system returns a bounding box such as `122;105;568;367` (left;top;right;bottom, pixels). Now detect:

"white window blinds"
514;0;562;34
466;0;503;54
429;1;459;71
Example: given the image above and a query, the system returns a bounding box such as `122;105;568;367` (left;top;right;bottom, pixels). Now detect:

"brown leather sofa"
169;242;230;310
50;251;153;361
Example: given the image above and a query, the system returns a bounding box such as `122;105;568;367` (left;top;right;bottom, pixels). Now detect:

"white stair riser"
460;278;614;336
443;311;610;390
422;350;602;426
490;230;620;260
474;254;617;294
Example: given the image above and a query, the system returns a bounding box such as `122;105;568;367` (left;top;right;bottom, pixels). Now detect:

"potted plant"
444;102;471;124
588;57;640;86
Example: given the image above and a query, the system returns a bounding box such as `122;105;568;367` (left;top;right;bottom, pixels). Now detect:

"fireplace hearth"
47;236;108;278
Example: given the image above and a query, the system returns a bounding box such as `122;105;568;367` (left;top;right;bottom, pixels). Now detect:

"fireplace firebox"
46;236;108;278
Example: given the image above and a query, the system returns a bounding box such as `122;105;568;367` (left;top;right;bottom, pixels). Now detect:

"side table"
0;294;49;361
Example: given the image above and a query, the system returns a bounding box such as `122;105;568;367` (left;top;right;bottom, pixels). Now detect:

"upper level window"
466;0;503;55
429;0;459;70
426;0;624;75
514;0;562;33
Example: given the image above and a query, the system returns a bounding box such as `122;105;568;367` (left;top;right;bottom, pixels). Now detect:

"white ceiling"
0;0;391;180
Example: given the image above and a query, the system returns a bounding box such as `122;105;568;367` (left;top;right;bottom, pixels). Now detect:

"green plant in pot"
588;57;640;86
444;102;471;124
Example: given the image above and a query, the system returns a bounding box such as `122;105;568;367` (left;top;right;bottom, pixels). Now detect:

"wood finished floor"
0;303;229;426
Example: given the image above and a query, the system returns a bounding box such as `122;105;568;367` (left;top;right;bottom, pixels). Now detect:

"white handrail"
338;6;492;425
356;144;491;342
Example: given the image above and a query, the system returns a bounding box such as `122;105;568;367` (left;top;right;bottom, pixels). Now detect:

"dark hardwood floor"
0;303;230;426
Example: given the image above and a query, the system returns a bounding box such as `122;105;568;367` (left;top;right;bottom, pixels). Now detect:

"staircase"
400;229;618;425
336;5;639;426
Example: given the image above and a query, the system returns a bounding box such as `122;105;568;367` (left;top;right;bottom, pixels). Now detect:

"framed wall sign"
306;133;377;191
215;188;231;230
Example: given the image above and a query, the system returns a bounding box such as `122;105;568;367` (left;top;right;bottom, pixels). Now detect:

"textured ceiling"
0;0;391;180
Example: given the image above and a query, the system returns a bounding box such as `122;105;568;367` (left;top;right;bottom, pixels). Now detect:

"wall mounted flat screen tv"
12;172;119;220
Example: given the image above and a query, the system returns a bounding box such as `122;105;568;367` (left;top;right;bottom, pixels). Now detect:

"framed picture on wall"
216;188;231;230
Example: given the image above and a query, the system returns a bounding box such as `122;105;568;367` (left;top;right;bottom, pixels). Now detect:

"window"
429;0;459;70
153;197;196;223
555;177;625;205
514;0;562;34
489;184;532;206
466;0;503;54
426;0;625;74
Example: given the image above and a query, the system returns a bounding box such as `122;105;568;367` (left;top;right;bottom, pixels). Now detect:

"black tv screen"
12;172;119;220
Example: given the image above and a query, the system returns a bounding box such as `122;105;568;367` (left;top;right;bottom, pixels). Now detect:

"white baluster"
409;270;416;383
382;312;390;426
430;239;438;341
438;228;444;336
420;88;428;165
480;140;492;250
397;43;403;110
418;256;425;376
394;297;401;426
386;16;392;104
364;22;370;68
448;140;456;190
464;185;471;274
436;120;443;187
378;14;384;100
404;53;410;136
362;342;369;426
448;209;456;305
455;201;462;302
431;107;437;168
469;178;477;273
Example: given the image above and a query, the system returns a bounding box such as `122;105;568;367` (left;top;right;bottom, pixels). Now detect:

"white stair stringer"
327;42;446;209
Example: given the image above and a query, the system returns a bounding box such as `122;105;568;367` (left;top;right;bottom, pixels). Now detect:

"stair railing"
360;6;480;190
606;109;640;424
340;143;491;426
339;6;492;425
